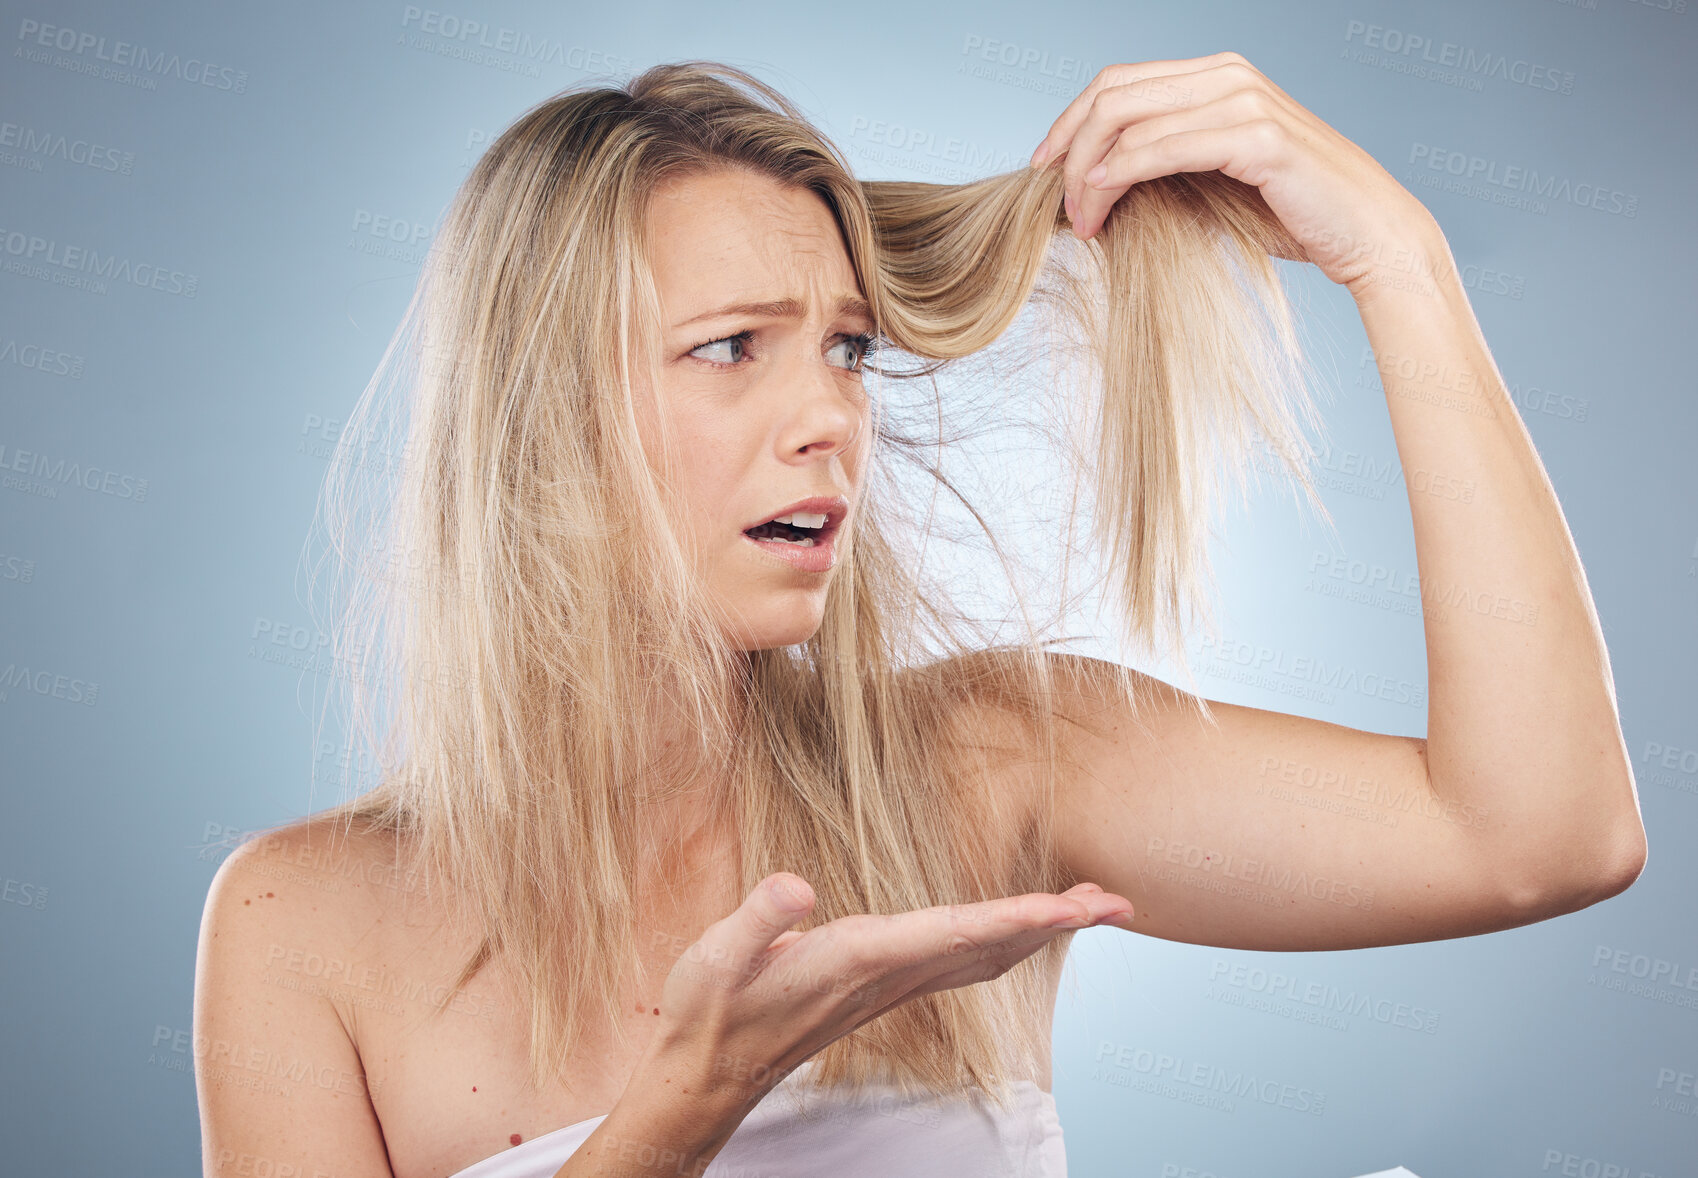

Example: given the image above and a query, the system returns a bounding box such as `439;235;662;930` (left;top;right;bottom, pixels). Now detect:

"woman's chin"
736;628;822;653
726;612;825;652
710;578;831;652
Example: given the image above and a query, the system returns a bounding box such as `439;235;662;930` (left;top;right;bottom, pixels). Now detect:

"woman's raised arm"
1022;52;1645;951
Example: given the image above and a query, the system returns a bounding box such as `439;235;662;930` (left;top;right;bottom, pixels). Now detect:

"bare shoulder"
913;646;1162;760
904;648;1043;764
194;816;410;1176
914;648;1181;848
210;815;417;930
901;648;1090;861
203;816;417;976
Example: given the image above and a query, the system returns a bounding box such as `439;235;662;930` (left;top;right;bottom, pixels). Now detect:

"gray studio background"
2;1;1694;1175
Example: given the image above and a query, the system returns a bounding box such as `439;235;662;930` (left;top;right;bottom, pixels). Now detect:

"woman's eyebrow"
672;293;874;329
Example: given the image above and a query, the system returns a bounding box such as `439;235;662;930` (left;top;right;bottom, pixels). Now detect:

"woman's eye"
689;329;877;370
690;330;753;365
825;337;859;370
828;333;879;372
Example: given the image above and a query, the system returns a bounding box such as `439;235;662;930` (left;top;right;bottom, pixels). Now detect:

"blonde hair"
299;60;1323;1106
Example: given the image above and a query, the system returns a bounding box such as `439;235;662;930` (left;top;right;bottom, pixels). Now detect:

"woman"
194;57;1646;1177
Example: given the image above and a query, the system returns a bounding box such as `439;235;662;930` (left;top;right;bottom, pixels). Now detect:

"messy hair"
302;60;1322;1106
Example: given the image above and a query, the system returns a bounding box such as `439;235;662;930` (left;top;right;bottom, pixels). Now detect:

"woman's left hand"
1030;52;1442;299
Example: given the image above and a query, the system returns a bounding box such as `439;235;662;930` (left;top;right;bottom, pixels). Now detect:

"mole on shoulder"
509;1132;523;1147
652;1007;659;1015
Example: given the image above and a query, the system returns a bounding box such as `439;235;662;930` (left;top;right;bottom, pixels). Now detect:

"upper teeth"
773;511;827;528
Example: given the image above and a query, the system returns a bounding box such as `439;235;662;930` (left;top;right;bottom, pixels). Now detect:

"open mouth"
743;511;830;547
739;497;848;572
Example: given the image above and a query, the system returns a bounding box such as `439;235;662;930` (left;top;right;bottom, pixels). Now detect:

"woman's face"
635;167;875;651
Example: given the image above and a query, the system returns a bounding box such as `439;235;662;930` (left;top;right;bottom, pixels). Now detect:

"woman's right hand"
643;872;1135;1109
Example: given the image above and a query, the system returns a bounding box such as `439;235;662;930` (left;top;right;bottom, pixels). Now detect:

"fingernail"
1049;915;1090;929
1064;192;1075;221
1030;142;1050;169
1086;163;1107;185
767;877;809;910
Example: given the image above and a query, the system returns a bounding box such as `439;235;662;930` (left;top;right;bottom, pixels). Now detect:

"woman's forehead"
647;170;865;322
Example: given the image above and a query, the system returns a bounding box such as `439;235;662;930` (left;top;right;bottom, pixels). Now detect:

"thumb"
752;871;815;928
714;873;815;973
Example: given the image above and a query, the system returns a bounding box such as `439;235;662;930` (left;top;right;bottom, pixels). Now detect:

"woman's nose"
776;365;863;461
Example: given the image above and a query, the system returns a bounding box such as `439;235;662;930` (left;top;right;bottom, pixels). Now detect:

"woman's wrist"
557;1040;757;1178
1339;209;1459;312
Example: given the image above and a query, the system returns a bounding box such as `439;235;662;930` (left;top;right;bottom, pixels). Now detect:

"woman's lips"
740;526;836;573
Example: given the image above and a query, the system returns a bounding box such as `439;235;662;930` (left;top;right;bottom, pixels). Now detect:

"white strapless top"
446;1061;1066;1177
